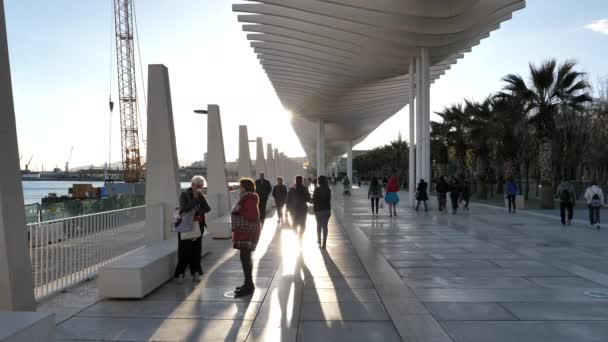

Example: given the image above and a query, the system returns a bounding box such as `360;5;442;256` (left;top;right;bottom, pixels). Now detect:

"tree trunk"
524;161;530;200
538;138;555;209
477;157;488;200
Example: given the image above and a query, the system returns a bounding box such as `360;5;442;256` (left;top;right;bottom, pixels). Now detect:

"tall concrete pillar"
415;56;423;187
408;58;416;206
145;64;180;242
238;125;252;179
421;47;432;190
0;1;36;310
347;141;353;183
279;153;288;184
206;105;230;218
266;143;275;185
273;148;280;179
317;119;325;177
255;137;266;177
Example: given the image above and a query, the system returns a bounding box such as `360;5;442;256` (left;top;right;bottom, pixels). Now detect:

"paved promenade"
43;185;608;341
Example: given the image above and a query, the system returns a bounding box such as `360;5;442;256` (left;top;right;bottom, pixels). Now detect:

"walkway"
41;184;608;341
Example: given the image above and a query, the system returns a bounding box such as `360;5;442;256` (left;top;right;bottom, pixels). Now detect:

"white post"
421;47;432;192
415;56;423;189
206;105;230;218
266;143;275;185
0;0;36;310
145;64;180;242
347;141;353;183
409;58;416;207
317;119;325;177
255;137;266;177
238;125;252;178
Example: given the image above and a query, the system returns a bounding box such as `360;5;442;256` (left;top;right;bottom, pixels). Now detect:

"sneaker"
176;275;185;284
193;273;201;282
234;284;255;298
598;225;601;230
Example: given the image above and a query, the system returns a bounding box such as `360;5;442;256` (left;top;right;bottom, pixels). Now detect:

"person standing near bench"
174;175;211;283
272;176;288;223
231;178;261;297
556;177;575;226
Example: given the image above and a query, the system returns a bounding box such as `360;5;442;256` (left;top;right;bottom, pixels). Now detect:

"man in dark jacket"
272;177;288;222
436;176;449;212
255;173;272;225
556;177;576;226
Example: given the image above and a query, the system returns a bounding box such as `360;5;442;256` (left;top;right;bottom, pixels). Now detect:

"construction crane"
113;0;143;182
25;155;33;171
65;146;73;173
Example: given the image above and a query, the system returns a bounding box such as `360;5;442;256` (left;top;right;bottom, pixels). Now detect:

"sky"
4;0;608;170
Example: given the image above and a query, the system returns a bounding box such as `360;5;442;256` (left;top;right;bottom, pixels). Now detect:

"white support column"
145;64;181;242
409;58;416;207
0;0;36;310
266;143;275;185
279;153;288;184
238;125;252;179
347;141;353;183
255;137;266;177
317;119;326;177
273;148;280;179
415;56;423;188
421;47;432;190
206;105;230;219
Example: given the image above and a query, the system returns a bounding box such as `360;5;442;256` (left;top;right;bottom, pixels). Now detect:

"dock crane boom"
113;0;143;182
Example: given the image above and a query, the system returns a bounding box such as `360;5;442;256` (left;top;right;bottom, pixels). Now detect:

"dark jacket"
313;185;332;212
416;181;428;201
179;188;211;227
436;179;449;193
286;184;311;215
505;181;518;196
255;178;272;202
368;183;383;199
272;184;288;204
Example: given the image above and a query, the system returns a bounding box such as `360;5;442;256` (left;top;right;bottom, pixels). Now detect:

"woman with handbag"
174;175;211;283
231;178;261;297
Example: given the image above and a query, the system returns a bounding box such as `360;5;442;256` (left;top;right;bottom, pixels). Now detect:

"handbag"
180;221;202;240
174;209;195;232
380;201;384;209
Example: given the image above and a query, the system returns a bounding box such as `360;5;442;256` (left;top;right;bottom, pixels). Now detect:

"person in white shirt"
584;181;604;230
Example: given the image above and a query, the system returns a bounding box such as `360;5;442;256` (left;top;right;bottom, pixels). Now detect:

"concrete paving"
38;184;608;341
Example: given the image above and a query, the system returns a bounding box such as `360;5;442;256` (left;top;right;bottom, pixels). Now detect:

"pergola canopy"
234;0;525;162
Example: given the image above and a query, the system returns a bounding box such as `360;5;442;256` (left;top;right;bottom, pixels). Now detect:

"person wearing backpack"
556;177;576;226
584;181;605;230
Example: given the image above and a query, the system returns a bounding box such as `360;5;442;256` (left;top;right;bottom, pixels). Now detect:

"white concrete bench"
207;215;232;239
0;312;54;342
98;238;178;299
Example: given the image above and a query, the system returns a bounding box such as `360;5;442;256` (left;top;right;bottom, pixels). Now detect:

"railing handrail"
28;205;148;226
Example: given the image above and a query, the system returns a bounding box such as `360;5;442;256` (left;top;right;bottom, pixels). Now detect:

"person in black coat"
272;176;288;222
449;177;462;214
174;176;211;283
313;176;332;248
286;175;311;236
436;176;449;212
255;173;272;225
416;179;428;212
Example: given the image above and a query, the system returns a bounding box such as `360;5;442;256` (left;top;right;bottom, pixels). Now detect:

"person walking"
231;178;261;298
174;176;211;283
385;174;400;216
255;173;272;225
584;181;604;230
342;176;351;196
272;176;288;223
287;175;312;236
313;176;332;249
449;177;461;214
415;179;428;212
462;178;471;211
505;177;518;213
368;177;383;217
556;177;576;226
436;176;448;212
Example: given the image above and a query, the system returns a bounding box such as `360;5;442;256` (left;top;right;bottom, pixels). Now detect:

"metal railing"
28;205;148;301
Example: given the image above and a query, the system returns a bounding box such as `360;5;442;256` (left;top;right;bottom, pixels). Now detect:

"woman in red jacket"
231;178;261;297
384;175;400;217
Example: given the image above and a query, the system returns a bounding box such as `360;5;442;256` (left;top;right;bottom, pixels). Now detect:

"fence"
28;205;148;301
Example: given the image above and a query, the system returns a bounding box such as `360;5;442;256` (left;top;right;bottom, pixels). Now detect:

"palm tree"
431;121;450;177
501;59;592;208
436;103;469;177
492;94;527;180
468;97;498;199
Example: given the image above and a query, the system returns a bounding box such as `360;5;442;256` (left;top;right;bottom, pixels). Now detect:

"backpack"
560;188;571;203
591;192;602;208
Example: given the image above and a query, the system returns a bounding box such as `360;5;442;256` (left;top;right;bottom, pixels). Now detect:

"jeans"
589;205;601;225
450;193;459;212
240;249;253;287
315;210;331;246
370;197;380;213
560;202;573;224
438;193;447;211
174;236;202;277
416;200;427;211
507;195;516;212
